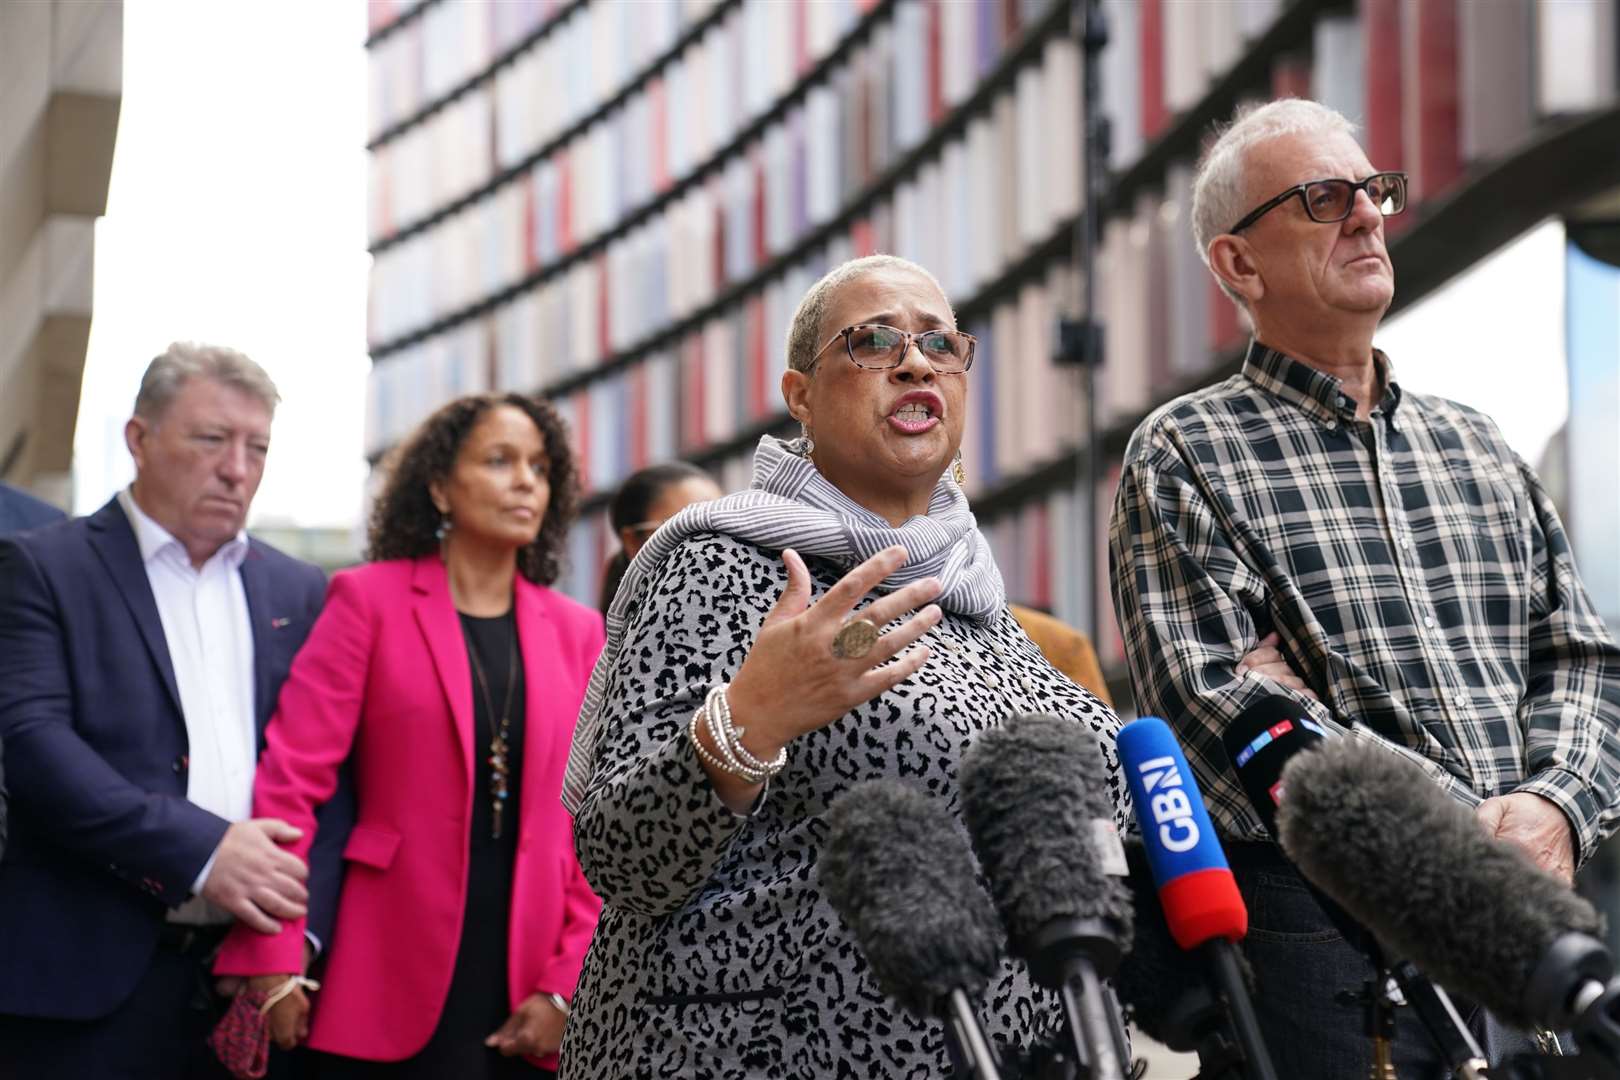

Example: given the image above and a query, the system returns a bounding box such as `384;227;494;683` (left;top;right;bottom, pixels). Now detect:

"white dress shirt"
118;489;255;920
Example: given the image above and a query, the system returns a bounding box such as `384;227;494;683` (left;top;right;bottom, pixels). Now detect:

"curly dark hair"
367;393;580;585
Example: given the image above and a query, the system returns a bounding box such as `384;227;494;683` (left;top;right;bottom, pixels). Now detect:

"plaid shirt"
1110;341;1620;864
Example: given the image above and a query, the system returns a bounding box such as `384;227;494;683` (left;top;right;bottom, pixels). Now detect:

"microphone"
820;779;1006;1079
1220;695;1332;838
1114;839;1255;1059
1276;737;1620;1065
1221;698;1489;1077
959;714;1134;1080
1117;716;1279;1080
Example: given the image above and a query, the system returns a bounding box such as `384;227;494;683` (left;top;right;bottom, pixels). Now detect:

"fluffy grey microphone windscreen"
958;714;1133;953
819;779;1004;1019
1276;738;1604;1029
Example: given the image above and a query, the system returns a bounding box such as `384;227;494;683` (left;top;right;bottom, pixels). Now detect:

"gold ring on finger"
831;617;880;660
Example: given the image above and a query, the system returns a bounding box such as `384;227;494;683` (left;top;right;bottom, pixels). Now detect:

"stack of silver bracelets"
687;682;788;784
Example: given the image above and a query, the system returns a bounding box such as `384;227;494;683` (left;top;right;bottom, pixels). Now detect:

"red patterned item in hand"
208;988;271;1079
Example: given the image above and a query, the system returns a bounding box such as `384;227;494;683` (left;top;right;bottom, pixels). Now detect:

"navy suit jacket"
0;483;66;536
0;498;354;1020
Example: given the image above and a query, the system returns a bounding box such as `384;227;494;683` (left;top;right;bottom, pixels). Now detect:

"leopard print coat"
559;533;1127;1079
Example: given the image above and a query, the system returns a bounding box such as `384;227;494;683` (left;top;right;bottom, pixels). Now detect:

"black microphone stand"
1025;917;1132;1080
1118;983;1270;1080
1366;967;1400;1080
1334;964;1401;1079
1202;938;1280;1080
1499;977;1620;1080
943;986;1006;1079
1385;959;1490;1080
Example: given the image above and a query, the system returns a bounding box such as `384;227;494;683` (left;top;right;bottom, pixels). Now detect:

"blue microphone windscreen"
1119;717;1247;948
1119;717;1228;882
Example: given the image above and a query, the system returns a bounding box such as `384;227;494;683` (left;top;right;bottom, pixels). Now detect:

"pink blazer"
215;556;605;1066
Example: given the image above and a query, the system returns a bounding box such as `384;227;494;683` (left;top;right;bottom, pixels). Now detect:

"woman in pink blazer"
215;393;604;1079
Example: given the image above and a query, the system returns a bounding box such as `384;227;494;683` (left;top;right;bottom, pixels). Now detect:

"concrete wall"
0;0;122;507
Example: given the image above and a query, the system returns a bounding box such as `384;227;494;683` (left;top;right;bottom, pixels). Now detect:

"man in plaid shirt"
1111;99;1620;1075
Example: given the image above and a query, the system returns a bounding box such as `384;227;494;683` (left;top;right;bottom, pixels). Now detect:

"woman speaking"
558;255;1127;1078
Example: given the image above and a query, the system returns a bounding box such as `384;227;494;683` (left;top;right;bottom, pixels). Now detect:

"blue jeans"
1228;842;1543;1079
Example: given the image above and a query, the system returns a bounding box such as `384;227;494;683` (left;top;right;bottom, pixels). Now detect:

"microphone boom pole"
947;988;1005;1080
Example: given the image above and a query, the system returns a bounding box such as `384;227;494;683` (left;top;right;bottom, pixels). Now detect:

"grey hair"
133;342;281;421
784;254;954;373
1191;98;1360;302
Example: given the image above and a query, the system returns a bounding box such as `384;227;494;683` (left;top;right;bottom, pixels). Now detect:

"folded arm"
1109;438;1474;832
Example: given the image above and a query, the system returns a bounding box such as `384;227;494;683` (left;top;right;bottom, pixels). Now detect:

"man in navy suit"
0;481;66;535
0;343;351;1078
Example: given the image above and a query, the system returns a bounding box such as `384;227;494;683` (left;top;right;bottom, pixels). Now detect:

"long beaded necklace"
466;612;518;840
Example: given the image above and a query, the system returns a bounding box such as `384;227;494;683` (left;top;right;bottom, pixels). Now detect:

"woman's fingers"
485;1013;520;1051
269;993;307;1050
856;642;932;699
763;549;814;626
855;575;942;629
813;546;909;625
863;605;942;667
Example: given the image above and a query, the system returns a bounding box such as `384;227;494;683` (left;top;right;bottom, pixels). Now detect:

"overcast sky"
1381;218;1570;469
73;1;1571;530
74;0;370;528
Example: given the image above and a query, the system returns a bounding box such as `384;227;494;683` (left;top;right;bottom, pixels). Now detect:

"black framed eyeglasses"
1229;171;1408;234
807;323;977;374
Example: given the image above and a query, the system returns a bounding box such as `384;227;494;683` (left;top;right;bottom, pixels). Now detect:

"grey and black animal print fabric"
559;532;1127;1080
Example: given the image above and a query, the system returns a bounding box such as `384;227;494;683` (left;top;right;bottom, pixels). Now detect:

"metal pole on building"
1058;0;1109;641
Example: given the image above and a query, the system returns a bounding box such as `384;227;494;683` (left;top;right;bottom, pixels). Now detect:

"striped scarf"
561;434;1006;812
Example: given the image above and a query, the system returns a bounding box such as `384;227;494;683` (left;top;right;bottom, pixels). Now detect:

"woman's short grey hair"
133;342;281;421
784;254;954;373
1191;99;1359;302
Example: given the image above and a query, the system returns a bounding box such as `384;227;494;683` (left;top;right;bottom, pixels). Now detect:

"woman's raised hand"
725;545;941;762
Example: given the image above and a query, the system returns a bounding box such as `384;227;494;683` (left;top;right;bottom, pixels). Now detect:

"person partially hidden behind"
0;343;353;1078
597;461;721;614
1110;99;1620;1078
0;480;66;535
0;484;61;870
